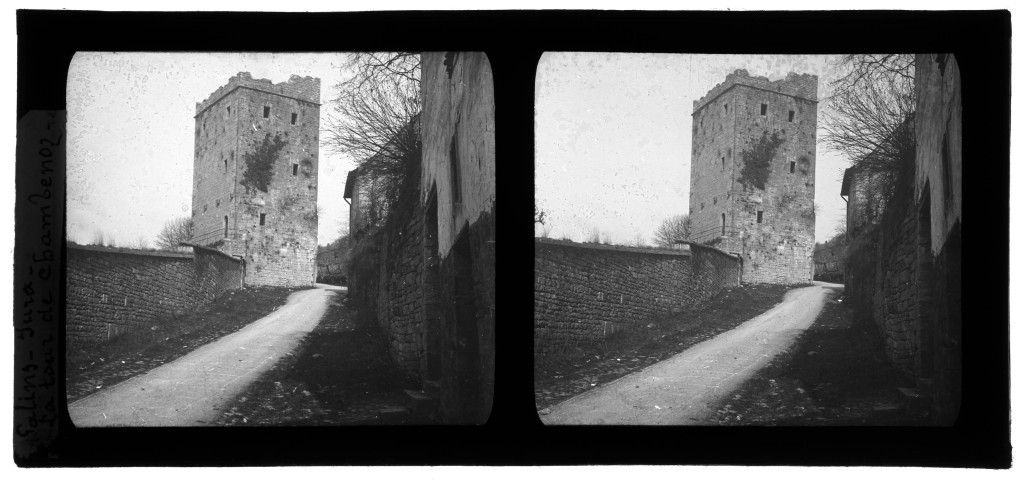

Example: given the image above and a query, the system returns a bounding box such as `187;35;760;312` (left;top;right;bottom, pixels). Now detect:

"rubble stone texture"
66;244;243;347
191;72;320;287
534;239;741;356
689;70;818;284
842;55;962;424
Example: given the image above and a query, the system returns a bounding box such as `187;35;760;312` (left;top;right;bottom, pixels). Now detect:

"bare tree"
323;53;421;206
822;54;916;204
534;206;547;225
653;214;692;248
124;236;152;250
156;216;194;251
631;233;647;248
90;228;111;247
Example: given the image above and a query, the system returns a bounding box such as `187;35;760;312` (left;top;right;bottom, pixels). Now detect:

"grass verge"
534;283;791;412
66;286;304;403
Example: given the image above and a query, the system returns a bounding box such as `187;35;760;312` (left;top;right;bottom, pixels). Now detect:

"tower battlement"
195;72;321;116
694;69;818;113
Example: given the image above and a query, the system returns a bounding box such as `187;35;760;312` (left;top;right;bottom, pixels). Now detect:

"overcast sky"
535;53;851;245
66;52;354;247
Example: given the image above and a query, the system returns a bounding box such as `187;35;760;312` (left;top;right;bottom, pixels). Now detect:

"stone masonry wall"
375;194;426;376
534;239;740;356
316;246;347;285
845;178;923;378
192;72;320;287
842;55;963;423
345;190;428;380
690;70;817;285
813;238;846;282
66;244;243;347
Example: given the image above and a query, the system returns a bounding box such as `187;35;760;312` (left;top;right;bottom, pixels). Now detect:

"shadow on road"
215;290;434;425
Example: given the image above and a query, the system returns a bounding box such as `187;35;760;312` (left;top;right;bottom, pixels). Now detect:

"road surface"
69;284;344;427
540;282;843;425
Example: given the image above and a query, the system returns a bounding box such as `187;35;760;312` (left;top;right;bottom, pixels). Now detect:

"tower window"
757;211;764;223
291;113;298;125
721;213;726;236
760;103;768;116
263;106;271;119
224;159;228;171
790;161;795;173
260;213;266;226
788;110;795;122
723;103;728;114
224;216;229;238
227;106;231;116
292;163;298;176
721;156;725;170
942;129;953;208
450;133;461;206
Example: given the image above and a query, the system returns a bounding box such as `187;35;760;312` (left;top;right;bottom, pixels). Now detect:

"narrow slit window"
227;106;231;116
723;103;728;114
224;159;228;171
260;213;266;226
721;213;726;236
941;129;953;208
788;110;795;122
292;163;299;176
757;211;764;223
721;156;725;170
291;112;298;125
789;161;795;173
263;106;271;119
760;103;768;116
450;135;461;205
224;216;229;238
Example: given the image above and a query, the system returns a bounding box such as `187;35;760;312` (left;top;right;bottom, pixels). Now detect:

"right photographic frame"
534;53;962;427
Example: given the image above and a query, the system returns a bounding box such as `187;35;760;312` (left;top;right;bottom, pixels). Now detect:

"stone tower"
191;72;320;287
689;70;818;284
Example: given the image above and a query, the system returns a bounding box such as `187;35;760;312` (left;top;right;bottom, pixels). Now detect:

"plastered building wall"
192;72;320;286
420;52;496;423
690;70;818;284
914;54;962;256
420;52;496;259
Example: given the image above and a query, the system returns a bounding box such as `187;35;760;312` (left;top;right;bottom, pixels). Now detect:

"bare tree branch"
323;53;422;223
821;54;916;217
155;216;194;251
653;214;693;248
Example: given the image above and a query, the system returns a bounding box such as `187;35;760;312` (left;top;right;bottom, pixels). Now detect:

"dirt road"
68;285;343;427
540;282;841;425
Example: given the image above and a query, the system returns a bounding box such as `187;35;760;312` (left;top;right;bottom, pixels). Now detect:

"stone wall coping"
675;239;741;260
183;242;244;263
693;69;819;114
535;237;691;257
68;243;194;259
